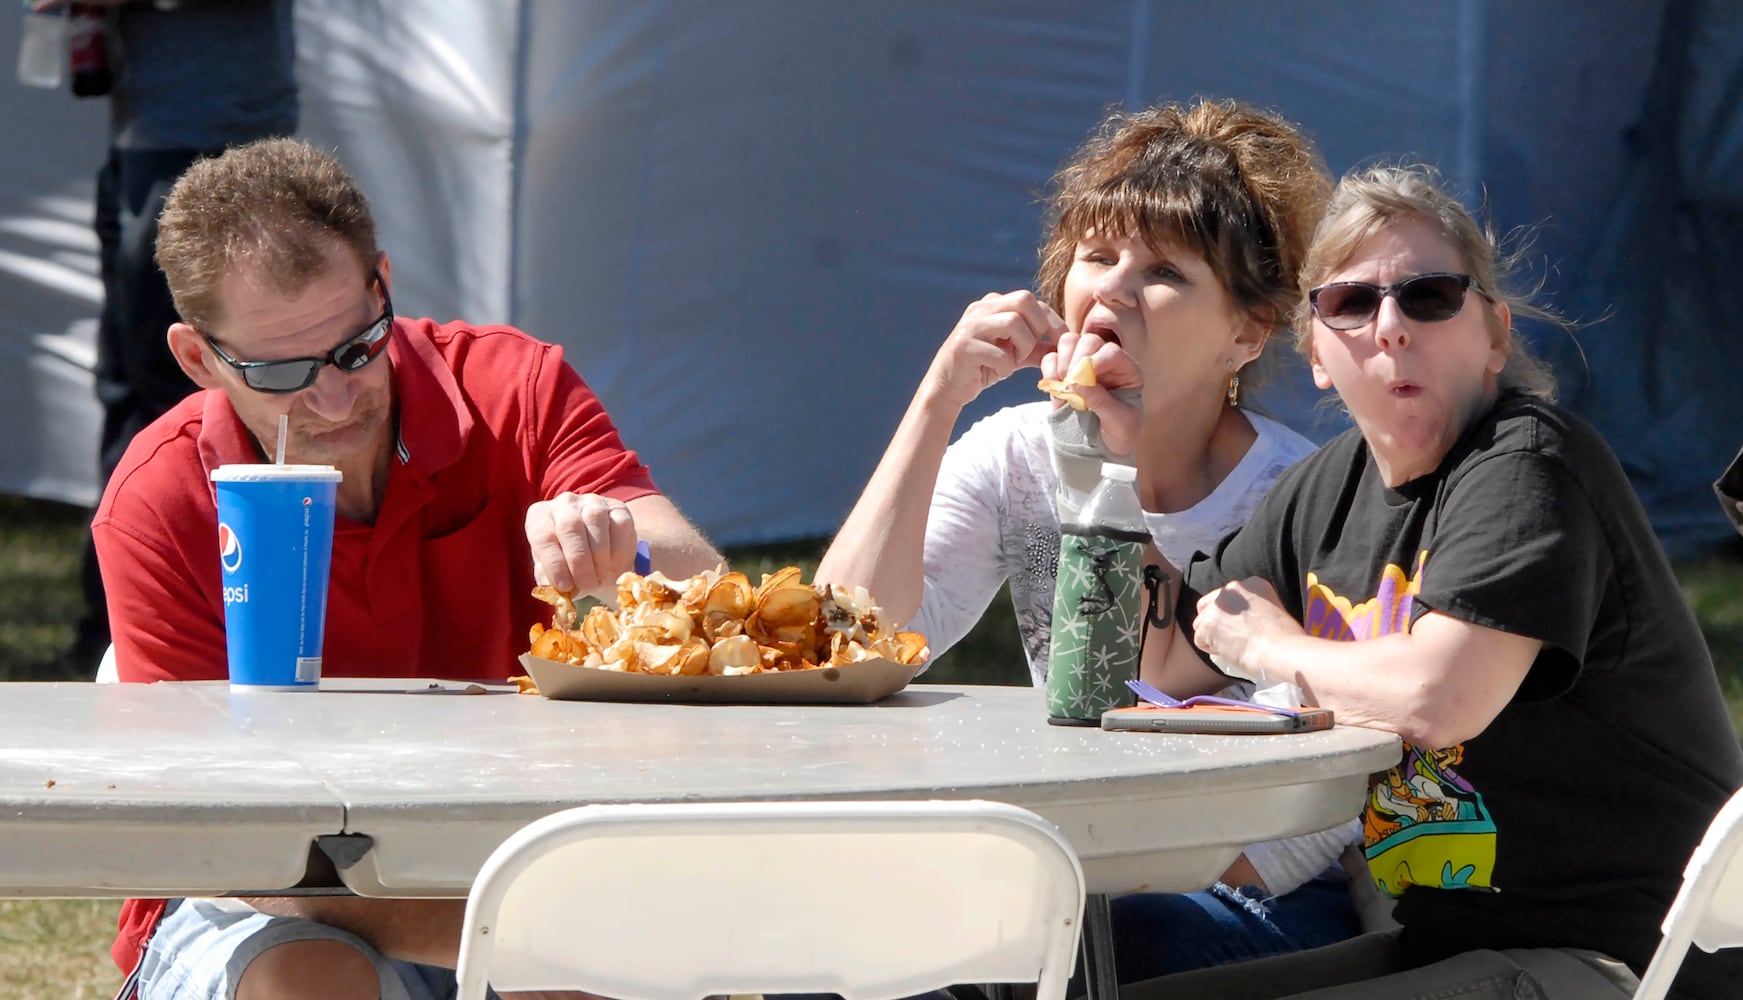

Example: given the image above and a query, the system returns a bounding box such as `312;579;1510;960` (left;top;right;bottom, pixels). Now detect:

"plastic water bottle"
67;3;111;97
16;2;68;89
1045;461;1149;725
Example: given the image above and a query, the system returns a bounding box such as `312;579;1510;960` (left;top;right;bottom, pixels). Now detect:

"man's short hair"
156;138;379;332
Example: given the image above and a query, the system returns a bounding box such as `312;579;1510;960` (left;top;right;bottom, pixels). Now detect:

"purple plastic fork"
1126;678;1302;718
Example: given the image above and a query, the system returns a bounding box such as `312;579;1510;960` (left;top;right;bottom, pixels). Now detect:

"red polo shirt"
96;317;658;974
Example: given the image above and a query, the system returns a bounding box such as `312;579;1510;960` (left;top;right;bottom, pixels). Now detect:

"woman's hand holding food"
923;291;1065;410
525;492;638;599
1039;330;1143;456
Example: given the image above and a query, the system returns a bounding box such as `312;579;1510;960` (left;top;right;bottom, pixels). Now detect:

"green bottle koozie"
1045;525;1150;725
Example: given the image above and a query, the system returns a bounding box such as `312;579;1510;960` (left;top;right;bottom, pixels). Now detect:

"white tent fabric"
0;72;105;504
8;0;1714;550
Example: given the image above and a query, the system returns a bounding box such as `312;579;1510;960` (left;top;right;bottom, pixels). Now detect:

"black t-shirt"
1183;393;1743;998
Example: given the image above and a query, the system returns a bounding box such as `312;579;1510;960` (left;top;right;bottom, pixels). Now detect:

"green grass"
0;495;89;681
1666;544;1743;733
3;493;1740;996
0;899;121;1000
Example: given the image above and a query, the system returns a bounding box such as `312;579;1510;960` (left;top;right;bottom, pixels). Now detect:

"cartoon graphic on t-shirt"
1304;550;1498;898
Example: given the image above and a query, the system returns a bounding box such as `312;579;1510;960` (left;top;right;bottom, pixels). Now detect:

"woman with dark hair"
820;98;1356;977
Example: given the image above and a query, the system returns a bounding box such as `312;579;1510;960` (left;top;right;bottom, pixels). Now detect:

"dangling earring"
1226;367;1241;407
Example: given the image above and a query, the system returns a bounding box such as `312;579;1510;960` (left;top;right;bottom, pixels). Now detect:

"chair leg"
1632;933;1693;1000
1080;893;1118;1000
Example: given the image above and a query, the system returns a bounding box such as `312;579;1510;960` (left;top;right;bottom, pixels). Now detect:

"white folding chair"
95;643;119;683
454;799;1086;1000
1634;786;1743;1000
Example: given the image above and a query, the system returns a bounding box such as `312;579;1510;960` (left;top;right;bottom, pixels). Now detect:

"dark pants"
1066;876;1360;996
1115;931;1637;1000
70;146;212;671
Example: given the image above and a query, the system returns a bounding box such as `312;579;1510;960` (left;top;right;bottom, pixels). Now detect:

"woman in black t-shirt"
1123;165;1743;1000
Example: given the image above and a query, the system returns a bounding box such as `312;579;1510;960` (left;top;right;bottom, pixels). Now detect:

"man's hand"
525;492;638;598
1191;577;1303;684
922;291;1065;410
1038;330;1142;456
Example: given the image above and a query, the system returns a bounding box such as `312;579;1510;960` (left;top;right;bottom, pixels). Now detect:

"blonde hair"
1293;163;1560;401
156;138;378;331
1035;98;1332;389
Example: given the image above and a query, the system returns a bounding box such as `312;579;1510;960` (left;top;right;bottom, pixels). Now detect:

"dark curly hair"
1034;98;1331;388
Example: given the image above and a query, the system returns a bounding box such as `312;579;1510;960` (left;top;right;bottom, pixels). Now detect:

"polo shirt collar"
388;318;472;477
194;388;263;479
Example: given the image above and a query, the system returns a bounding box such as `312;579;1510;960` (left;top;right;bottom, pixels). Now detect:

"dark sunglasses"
1308;272;1491;331
201;270;394;394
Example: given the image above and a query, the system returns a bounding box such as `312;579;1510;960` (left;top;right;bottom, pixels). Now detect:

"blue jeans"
1070;876;1360;993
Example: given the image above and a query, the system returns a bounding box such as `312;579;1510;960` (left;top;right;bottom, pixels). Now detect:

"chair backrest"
1633;785;1743;1000
95;643;118;684
453;799;1086;1000
94;648;121;686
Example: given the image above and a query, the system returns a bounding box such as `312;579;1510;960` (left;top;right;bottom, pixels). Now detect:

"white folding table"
0;678;1400;998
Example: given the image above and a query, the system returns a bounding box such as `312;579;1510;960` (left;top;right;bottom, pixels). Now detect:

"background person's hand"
525;492;638;598
1190;577;1302;684
1039;330;1143;455
922;290;1065;410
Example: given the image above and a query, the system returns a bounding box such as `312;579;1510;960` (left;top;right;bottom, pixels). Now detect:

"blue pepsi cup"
210;464;343;689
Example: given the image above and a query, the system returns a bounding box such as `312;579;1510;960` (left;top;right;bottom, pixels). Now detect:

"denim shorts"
136;898;467;1000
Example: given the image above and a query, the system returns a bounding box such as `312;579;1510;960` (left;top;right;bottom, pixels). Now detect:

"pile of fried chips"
527;566;929;677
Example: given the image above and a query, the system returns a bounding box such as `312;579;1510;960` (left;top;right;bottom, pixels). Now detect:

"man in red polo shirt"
94;138;721;999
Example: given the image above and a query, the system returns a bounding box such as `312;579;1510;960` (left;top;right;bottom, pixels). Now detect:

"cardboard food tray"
518;653;924;705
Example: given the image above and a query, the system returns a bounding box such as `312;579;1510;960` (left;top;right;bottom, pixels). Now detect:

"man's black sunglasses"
1308;272;1492;331
202;270;394;394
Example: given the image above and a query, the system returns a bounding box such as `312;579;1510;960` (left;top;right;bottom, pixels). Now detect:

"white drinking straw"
275;413;288;465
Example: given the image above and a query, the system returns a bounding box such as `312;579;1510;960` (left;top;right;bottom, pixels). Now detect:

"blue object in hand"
634;540;651;576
